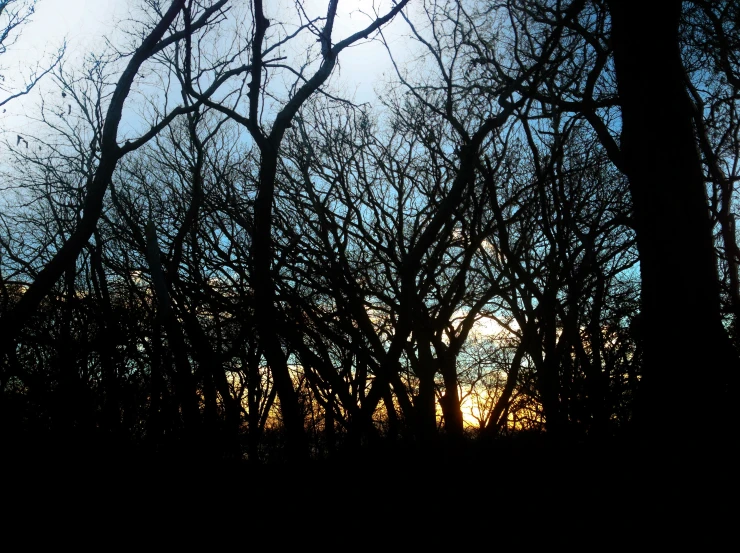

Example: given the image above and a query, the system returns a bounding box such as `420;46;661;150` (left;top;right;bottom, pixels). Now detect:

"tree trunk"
145;221;200;435
537;286;565;437
437;346;464;439
252;150;309;462
413;336;438;442
607;0;737;440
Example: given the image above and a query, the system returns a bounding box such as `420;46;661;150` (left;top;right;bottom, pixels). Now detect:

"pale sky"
0;0;415;150
6;0;125;59
1;0;128;121
2;0;410;105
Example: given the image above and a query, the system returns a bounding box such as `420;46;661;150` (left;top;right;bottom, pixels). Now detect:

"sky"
0;0;127;134
0;0;417;187
1;0;411;111
0;0;422;158
3;0;125;60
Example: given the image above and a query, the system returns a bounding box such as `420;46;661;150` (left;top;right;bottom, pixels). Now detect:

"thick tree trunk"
607;0;736;439
246;347;263;463
538;287;565;437
252;151;309;462
412;336;438;442
437;346;464;439
324;393;335;456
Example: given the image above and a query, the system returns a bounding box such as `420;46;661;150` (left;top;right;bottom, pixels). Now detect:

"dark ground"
3;433;734;540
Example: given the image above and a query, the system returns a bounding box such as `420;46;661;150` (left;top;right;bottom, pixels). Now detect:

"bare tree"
177;0;412;460
0;1;227;351
462;0;738;440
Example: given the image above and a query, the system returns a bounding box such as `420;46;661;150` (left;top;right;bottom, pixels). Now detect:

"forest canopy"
0;0;737;464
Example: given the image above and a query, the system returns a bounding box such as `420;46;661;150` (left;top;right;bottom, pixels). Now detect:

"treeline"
0;0;737;462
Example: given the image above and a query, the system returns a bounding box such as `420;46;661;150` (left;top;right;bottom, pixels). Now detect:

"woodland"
0;0;737;485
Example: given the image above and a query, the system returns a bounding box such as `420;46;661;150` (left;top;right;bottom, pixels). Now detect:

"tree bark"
438;346;464;439
607;0;737;439
252;150;310;462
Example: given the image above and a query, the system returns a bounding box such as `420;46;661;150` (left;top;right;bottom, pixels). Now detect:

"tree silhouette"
605;0;736;439
1;0;737;473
